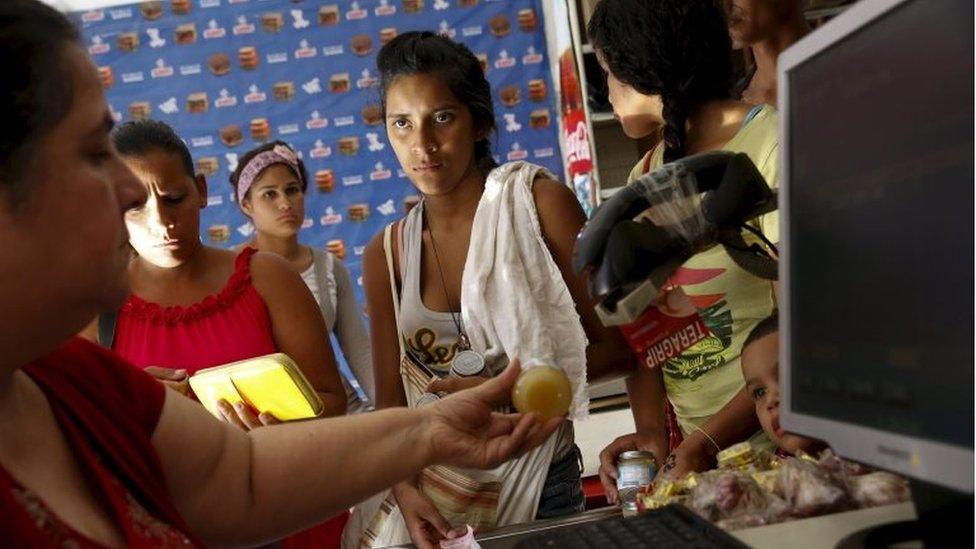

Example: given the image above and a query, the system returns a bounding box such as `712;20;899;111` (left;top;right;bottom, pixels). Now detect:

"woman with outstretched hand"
0;2;561;546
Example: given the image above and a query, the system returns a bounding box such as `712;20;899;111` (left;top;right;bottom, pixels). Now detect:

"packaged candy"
652;479;682;498
818;448;872;478
678;472;700;492
690;471;768;523
849;472;911;508
778;458;852;518
751;470;780;494
641;447;909;531
717;442;759;470
638;494;688;512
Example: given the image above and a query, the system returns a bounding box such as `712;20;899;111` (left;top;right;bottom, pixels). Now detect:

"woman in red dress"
0;2;562;546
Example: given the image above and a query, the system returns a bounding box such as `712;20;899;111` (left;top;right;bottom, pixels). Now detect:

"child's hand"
655;438;715;481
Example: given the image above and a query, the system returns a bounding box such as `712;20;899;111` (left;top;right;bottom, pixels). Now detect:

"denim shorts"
535;444;585;519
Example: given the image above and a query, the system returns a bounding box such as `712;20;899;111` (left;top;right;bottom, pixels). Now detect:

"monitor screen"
786;0;973;451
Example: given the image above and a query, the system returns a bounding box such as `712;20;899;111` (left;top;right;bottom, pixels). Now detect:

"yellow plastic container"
189;353;324;421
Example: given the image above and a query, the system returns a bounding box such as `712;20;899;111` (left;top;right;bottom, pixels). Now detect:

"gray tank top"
398;201;464;375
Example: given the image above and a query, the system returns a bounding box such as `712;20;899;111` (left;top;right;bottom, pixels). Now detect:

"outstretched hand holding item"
424;359;564;470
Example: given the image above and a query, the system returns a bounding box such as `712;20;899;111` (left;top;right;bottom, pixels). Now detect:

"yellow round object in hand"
511;364;572;421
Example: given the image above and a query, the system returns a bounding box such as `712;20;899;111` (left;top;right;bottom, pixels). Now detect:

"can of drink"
450;349;488;378
616;450;658;516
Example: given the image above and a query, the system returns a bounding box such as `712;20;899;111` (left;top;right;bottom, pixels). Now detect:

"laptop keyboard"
514;504;749;549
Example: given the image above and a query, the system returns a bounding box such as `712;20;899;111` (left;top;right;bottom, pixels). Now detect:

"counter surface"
378;501;917;548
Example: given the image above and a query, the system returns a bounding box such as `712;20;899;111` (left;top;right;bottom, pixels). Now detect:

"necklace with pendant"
423;207;486;377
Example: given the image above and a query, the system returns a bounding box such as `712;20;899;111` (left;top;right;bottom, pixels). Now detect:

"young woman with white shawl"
352;32;635;549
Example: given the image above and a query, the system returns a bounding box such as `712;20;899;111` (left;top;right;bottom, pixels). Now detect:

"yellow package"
189;353;324;421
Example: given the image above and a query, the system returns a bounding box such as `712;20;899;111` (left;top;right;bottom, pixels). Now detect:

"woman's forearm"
176;404;434;546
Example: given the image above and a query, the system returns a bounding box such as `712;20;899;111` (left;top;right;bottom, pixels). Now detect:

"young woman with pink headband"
231;140;376;416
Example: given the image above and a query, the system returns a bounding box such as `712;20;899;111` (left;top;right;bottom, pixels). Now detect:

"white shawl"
461;161;590;420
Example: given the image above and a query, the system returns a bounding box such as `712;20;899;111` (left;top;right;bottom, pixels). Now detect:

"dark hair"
588;0;733;163
377;31;497;173
229;140;309;203
0;0;80;205
112;119;195;179
744;310;779;350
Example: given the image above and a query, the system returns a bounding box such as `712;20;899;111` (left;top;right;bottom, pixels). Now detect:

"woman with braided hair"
588;0;781;502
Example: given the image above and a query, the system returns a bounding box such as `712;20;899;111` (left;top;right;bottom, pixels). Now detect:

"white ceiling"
42;0;138;11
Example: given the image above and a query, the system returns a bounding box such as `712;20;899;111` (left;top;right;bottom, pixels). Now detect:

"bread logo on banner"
220;124;243;147
347;203;370;221
208;53;231;76
171;0;191;16
315;169;335;193
261;12;284;33
499;84;520;107
140;1;163;20
351;34;373;56
530;109;551;129
175;23;197;45
195;157;219;177
117;32;139;52
361;105;383;126
338;137;360;156
207;224;230;243
186;92;208;113
528;79;548;101
319;5;340;26
273;82;295;102
330;73;351;93
238;46;259;70
327;239;347;260
379;27;398;45
128;101;151;121
489;15;510;37
518;9;537;32
98;66;114;88
250;118;271;142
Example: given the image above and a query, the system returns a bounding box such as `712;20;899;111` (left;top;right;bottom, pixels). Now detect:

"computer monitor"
779;0;973;494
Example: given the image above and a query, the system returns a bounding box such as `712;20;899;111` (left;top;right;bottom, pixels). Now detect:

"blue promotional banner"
73;0;564;312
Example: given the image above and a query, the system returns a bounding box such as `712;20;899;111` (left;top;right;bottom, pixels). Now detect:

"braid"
587;0;734;162
661;92;689;163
